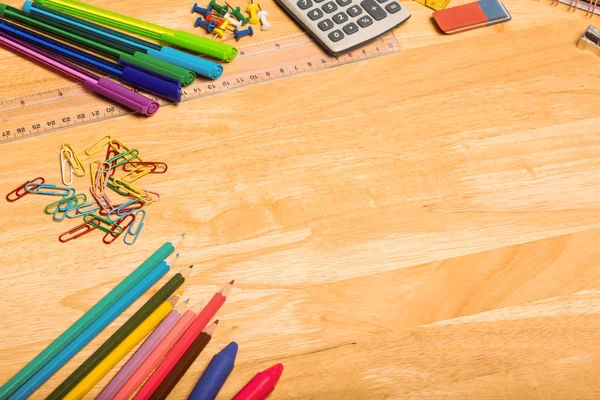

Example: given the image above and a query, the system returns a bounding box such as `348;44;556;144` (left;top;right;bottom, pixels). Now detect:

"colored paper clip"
45;193;87;215
112;179;153;204
106;199;144;221
92;161;112;196
62;143;86;176
6;177;45;202
78;135;112;161
141;188;160;203
84;213;123;234
59;219;98;242
60;148;74;186
123;161;168;174
103;213;136;244
107;179;130;196
121;165;154;183
66;201;100;218
105;149;141;169
109;138;132;153
124;210;146;245
25;183;75;197
90;186;114;211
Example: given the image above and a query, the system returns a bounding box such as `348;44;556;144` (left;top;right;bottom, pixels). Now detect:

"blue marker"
0;19;182;102
188;342;238;400
22;1;224;80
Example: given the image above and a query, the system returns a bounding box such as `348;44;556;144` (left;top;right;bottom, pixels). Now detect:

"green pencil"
0;234;184;400
47;265;193;400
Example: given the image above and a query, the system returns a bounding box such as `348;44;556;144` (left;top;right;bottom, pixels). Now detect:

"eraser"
433;0;511;34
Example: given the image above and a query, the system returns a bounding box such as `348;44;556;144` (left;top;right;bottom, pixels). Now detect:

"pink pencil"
0;31;159;116
112;301;204;400
96;300;189;400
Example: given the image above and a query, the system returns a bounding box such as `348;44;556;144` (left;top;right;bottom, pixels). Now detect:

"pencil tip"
229;280;235;285
180;265;193;279
181;233;185;237
165;252;179;266
214;319;219;324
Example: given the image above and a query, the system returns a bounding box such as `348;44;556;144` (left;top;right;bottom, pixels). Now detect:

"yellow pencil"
63;295;181;400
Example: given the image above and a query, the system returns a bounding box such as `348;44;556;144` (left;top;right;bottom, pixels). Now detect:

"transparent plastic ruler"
0;32;399;143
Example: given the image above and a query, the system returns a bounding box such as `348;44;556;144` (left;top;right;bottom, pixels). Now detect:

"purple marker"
0;31;160;116
96;300;189;400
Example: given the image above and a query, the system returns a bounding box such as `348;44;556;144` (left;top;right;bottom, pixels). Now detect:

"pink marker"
0;31;159;116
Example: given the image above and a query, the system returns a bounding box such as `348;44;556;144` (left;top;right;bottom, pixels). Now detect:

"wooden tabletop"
1;0;600;398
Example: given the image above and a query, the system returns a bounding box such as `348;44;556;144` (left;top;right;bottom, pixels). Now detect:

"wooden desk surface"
1;0;600;398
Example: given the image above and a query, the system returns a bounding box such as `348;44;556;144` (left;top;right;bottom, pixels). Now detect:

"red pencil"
134;280;234;400
232;363;284;400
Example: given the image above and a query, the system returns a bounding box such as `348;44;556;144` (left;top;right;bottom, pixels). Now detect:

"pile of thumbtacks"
192;0;271;41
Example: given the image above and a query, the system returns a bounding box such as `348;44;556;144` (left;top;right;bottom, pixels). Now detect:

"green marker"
0;5;196;86
0;234;184;400
34;0;238;61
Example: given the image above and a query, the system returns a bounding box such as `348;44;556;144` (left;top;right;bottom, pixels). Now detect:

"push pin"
192;3;213;17
209;0;229;15
212;12;241;28
195;18;217;32
257;5;271;30
213;27;226;39
225;2;250;25
247;0;260;24
233;26;253;41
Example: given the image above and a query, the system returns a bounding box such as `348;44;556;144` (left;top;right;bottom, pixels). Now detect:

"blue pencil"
188;342;238;400
8;254;179;400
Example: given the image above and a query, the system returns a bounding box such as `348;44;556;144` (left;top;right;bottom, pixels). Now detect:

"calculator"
275;0;411;54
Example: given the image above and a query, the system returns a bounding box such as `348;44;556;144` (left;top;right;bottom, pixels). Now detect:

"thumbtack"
195;18;217;32
192;3;213;17
247;1;260;24
225;2;250;25
257;6;271;30
233;26;253;41
213;27;226;39
209;0;229;15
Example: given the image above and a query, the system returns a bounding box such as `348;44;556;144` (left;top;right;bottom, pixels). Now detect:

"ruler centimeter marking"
0;32;399;143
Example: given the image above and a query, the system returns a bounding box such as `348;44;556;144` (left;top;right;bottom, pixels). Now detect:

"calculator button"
357;15;373;27
347;5;362;16
360;0;387;20
328;29;344;42
297;0;313;9
314;0;325;3
307;8;324;19
318;18;334;30
336;0;352;5
332;11;348;24
322;1;338;13
342;22;359;34
376;0;389;3
385;1;401;12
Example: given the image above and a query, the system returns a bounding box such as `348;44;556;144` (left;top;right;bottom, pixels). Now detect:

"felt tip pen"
188;342;238;400
0;4;196;86
23;2;224;79
232;363;284;400
32;0;238;61
0;31;159;115
0;20;181;102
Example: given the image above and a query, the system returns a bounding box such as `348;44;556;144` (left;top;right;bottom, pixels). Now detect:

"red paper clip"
123;161;168;174
6;177;45;202
59;219;98;242
103;213;136;244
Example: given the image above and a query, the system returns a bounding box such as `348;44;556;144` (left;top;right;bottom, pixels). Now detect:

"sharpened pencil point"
229;280;235;285
180;265;193;279
204;320;219;335
165;252;179;267
191;301;205;314
171;234;185;248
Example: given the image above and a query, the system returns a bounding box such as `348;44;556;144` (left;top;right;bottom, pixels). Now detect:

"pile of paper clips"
5;135;167;245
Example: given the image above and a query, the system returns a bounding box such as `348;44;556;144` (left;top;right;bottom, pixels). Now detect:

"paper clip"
59;219;98;242
92;161;112;196
123;161;168;174
107;179;131;196
84;213;123;234
141;188;160;203
45;193;87;215
61;143;86;176
106;199;144;221
78;135;112;161
121;165;154;183
103;213;136;244
90;186;114;211
65;201;100;218
25;183;75;197
105;149;140;169
112;179;153;204
60;148;74;186
124;210;145;245
6;177;45;202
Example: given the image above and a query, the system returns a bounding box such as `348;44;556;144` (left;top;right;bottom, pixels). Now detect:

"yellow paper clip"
113;179;154;204
78;135;112;161
62;143;86;176
121;165;153;183
109;139;143;161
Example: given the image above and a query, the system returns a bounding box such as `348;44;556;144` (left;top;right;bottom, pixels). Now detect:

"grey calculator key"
336;0;352;5
361;0;387;20
308;8;324;19
328;29;344;42
332;11;348;23
347;5;362;16
342;22;359;35
314;0;325;3
376;0;389;3
318;18;334;30
385;1;401;12
297;0;313;9
357;15;373;27
322;1;338;13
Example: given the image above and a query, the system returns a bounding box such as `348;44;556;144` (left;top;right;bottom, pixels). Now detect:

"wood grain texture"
1;0;600;398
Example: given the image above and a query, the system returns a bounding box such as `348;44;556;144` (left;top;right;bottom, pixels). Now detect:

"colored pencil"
32;0;238;61
134;281;233;400
63;295;181;400
47;266;193;400
232;364;284;400
188;342;238;400
97;300;189;400
0;235;182;400
114;301;204;400
149;321;219;400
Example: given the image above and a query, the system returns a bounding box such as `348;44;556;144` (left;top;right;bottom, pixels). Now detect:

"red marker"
232;363;284;400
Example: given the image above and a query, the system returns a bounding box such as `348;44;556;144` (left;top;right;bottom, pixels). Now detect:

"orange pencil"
134;280;234;400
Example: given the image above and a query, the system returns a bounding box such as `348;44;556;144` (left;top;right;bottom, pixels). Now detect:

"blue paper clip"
123;210;145;245
25;183;75;197
106;199;141;222
53;199;75;221
67;201;101;218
